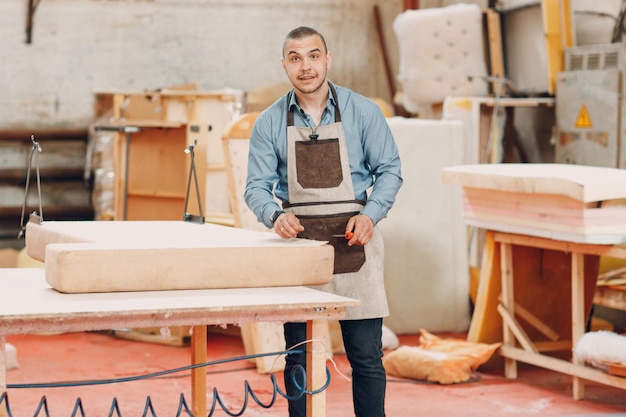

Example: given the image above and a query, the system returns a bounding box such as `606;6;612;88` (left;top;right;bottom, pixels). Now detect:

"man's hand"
345;214;374;246
274;212;304;239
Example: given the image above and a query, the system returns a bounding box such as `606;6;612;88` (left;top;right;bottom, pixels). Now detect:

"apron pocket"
297;213;365;274
295;139;342;189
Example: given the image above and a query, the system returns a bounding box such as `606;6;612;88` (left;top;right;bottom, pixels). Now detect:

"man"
244;26;402;417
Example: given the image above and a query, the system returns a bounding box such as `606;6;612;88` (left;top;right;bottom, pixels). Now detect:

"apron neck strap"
286;82;342;127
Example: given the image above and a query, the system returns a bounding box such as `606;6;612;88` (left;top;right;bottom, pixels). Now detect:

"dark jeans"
283;318;386;417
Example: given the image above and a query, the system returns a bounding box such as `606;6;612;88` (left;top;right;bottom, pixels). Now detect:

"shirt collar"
287;81;337;113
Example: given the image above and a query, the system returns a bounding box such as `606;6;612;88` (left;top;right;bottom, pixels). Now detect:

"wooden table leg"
191;325;207;417
571;252;586;400
306;320;326;417
500;241;518;379
0;336;8;417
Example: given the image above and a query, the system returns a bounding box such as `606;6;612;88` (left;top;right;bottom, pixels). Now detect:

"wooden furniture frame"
493;231;626;399
0;269;357;417
93;87;244;224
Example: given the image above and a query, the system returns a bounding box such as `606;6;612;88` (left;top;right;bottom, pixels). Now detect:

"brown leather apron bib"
283;86;365;274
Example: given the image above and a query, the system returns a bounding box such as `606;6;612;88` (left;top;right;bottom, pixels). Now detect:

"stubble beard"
294;71;327;96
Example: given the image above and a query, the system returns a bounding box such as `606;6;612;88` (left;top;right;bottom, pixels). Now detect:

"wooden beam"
541;0;574;95
498;295;560;342
483;9;505;80
191;325;207;417
594;285;626;311
497;303;538;353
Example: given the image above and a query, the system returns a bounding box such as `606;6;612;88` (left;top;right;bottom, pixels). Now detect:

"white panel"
381;117;470;334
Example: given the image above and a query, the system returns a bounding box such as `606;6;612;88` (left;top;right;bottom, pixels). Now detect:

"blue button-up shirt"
245;82;403;229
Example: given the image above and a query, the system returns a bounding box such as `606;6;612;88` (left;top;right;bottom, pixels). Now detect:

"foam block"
26;220;334;293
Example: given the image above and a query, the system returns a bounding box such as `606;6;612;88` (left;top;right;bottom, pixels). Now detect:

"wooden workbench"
442;163;626;400
493;231;626;399
0;268;358;417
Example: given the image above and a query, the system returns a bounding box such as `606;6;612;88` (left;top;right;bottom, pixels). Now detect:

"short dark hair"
282;26;328;57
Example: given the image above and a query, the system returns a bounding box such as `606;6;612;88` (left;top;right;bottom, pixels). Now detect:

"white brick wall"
1;0;402;129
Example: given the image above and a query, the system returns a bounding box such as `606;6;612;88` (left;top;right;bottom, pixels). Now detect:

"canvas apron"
283;86;389;320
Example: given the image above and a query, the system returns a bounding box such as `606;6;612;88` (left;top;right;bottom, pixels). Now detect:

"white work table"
0;268;358;417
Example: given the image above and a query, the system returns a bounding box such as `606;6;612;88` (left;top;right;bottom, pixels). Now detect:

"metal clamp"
18;135;44;239
182;140;205;224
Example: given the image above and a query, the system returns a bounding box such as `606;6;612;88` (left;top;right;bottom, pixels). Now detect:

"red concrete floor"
4;330;626;417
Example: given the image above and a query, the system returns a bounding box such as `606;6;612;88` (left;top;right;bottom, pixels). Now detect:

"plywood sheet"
25;220;334;293
0;268;357;329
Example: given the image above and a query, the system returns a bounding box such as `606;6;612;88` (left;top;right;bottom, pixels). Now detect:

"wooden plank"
468;231;501;344
500;242;518;378
571;252;586;399
500;345;626;390
191;324;207;417
483;9;505;80
497;294;561;342
512;299;560;342
541;0;573;95
534;340;572;352
607;362;626;377
0;269;358;332
594;285;626;311
494;232;626;259
307;320;327;417
497;303;537;353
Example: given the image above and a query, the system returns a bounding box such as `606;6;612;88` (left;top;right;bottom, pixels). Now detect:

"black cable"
7;350;292;389
0;350;333;417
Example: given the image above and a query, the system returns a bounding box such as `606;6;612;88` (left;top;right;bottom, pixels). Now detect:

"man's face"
281;34;332;96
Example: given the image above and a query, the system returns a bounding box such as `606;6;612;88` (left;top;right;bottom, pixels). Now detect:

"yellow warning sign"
575;104;592;128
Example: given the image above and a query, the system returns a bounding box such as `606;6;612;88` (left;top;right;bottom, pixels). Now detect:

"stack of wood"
0;131;93;249
441;163;626;245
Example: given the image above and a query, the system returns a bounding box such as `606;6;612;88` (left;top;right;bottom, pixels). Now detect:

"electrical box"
556;43;625;168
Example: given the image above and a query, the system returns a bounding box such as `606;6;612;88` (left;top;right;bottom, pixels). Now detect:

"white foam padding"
393;3;488;113
25;220;334;293
381;117;469;334
574;331;626;369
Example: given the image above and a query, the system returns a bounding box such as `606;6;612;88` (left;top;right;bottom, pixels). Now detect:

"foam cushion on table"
441;163;626;244
441;163;626;202
26;220;334;293
393;3;487;113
